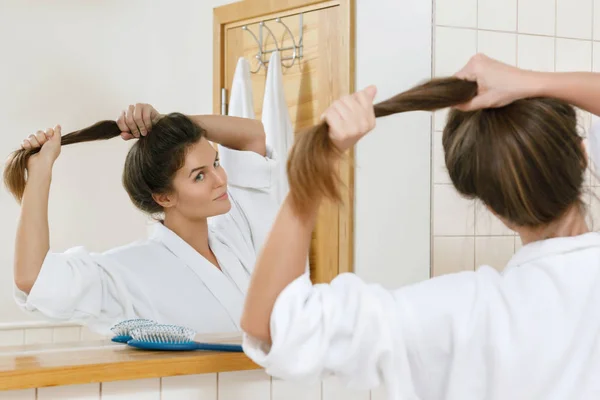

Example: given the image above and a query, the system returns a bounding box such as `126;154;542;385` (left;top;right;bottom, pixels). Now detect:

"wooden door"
214;0;354;283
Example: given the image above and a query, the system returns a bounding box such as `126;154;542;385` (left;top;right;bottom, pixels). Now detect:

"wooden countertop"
0;334;259;390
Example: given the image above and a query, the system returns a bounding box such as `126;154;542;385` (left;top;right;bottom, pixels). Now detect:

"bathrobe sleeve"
243;267;508;399
14;246;138;334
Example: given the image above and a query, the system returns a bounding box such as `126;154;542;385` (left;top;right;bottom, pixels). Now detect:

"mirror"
0;0;354;343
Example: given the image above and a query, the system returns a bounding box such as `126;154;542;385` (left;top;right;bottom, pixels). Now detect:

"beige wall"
432;0;600;277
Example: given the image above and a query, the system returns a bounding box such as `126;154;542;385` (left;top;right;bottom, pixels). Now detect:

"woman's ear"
152;192;177;209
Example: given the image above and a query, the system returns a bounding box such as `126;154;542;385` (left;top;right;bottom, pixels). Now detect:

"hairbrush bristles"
129;324;196;344
110;319;157;337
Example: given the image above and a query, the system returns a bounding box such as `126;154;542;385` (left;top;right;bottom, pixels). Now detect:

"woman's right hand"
117;103;162;139
454;54;541;111
21;125;62;170
323;85;377;152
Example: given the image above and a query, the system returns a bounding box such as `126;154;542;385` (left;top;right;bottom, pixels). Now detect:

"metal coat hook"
241;13;304;73
241;26;266;73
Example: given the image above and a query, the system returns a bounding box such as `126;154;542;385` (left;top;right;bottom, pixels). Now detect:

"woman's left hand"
323;85;377;152
117;103;162;140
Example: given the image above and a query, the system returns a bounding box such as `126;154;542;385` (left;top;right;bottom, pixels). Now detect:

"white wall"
354;0;433;287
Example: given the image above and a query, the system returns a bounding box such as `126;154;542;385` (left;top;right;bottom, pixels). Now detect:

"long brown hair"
4;113;206;215
287;77;586;227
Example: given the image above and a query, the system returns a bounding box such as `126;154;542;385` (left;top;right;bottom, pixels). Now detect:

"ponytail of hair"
286;77;478;213
4;121;121;203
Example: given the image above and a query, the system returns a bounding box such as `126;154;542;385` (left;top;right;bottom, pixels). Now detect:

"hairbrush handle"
126;339;243;352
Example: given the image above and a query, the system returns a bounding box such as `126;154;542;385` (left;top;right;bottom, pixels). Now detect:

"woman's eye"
195;173;205;182
214;159;221;168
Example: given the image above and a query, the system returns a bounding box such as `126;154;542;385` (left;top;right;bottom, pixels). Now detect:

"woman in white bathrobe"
241;55;600;399
9;104;279;335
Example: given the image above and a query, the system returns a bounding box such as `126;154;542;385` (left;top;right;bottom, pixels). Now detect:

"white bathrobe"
243;123;600;399
15;145;279;335
244;233;600;400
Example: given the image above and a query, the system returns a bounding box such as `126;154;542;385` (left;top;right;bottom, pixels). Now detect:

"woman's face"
160;138;231;220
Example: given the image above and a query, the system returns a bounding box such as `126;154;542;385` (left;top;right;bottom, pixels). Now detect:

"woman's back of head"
288;78;587;230
444;97;585;227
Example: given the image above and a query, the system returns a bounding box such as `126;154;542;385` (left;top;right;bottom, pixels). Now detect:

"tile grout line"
515;0;519;66
430;0;438;279
474;0;479;268
436;23;600;42
554;0;558;72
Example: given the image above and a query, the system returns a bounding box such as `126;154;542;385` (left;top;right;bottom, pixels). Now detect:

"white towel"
262;51;294;204
228;57;255;119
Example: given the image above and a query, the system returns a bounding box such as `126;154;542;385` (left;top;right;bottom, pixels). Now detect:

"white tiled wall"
161;374;217;400
24;329;54;346
101;379;161;400
271;379;322;400
0;389;36;399
433;0;600;277
38;384;100;400
0;325;110;349
1;375;378;400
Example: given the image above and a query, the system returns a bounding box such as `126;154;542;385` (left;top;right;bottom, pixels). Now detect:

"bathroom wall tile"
435;27;477;77
218;370;271;400
433;130;451;184
594;0;600;40
518;0;556;36
475;202;514;236
433;237;475;276
589;188;600;230
25;328;53;345
593;42;600;74
433;184;475;236
0;389;35;399
0;329;24;347
161;374;217;400
556;39;592;72
479;0;517;31
517;35;555;72
81;326;109;341
592;164;600;187
515;236;523;252
38;384;99;400
583;138;593;188
436;0;477;27
272;378;321;400
101;379;160;400
478;31;517;66
371;386;389;400
557;0;593;39
475;237;515;272
322;377;370;400
434;108;449;132
53;327;81;343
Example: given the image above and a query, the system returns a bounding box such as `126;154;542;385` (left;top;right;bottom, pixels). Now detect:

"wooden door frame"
213;0;355;279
